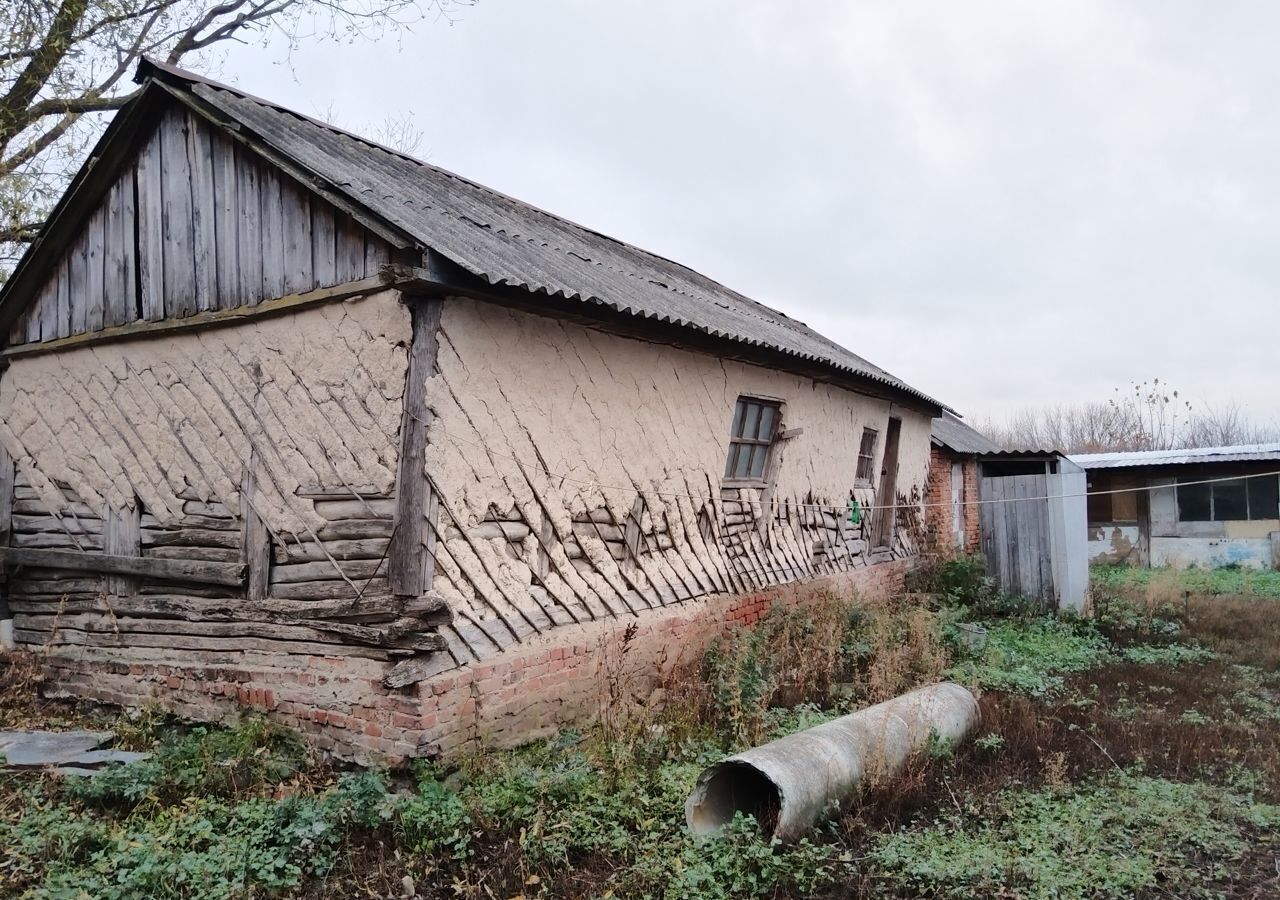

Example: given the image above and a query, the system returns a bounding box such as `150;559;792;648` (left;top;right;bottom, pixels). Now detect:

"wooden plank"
259;165;286;300
103;504;141;597
160;106;196;317
310;201;337;286
12;626;403;660
335;216;366;281
241;458;270;601
269;578;390;600
281;178;312;295
84;203;106;332
235;147;263;307
103;175;133;327
141;528;241;549
624;496;644;562
275;537;391;564
55;257;71;337
313;497;397;520
0;446;13;550
7;592;448;625
1;273;402;361
67;231;88;335
211;130;240;309
35;276;56;343
388;297;443;596
136;131;165;321
0;547;245;587
270;558;386;584
187;110;218;312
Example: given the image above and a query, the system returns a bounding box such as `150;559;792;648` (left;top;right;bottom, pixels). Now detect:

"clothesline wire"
426;421;1280;515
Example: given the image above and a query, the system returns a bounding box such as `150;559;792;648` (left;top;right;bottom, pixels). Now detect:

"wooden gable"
5;105;397;348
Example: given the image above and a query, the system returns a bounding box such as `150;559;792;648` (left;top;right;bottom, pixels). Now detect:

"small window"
724;397;780;483
856;428;878;484
1178;476;1280;522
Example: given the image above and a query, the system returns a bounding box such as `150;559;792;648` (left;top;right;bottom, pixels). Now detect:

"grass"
1;561;1278;898
1092;563;1280;599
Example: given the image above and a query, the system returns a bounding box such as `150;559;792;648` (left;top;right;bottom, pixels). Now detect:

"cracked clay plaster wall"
424;298;932;659
0;290;409;536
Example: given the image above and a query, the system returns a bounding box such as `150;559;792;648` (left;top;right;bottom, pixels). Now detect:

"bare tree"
983;380;1280;453
1;0;473;266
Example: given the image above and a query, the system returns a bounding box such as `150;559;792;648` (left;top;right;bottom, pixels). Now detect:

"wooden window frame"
723;396;782;488
855;427;878;486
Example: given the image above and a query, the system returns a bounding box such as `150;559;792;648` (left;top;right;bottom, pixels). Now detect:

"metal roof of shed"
1070;444;1280;470
128;61;940;409
931;412;999;455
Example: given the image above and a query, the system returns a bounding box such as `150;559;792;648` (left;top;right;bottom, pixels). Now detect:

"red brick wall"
925;447;981;555
37;560;913;764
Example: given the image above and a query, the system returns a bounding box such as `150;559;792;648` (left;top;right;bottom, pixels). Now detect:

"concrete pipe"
685;681;980;842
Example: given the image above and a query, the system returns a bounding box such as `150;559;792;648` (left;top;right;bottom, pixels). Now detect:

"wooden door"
872;417;901;549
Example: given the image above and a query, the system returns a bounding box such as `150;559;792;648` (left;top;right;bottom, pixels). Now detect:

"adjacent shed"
928;412;998;553
977;451;1088;612
1072;444;1280;570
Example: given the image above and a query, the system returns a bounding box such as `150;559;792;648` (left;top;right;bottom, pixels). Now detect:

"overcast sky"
223;1;1280;424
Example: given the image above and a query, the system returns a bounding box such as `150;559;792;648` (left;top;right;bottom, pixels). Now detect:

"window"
1177;476;1279;522
856;428;878;484
724;397;780;483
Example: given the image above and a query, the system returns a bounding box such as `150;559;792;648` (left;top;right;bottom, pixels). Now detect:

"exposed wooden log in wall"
0;547;245;587
241;457;270;601
103;505;141;597
0;445;13;552
389;297;443;597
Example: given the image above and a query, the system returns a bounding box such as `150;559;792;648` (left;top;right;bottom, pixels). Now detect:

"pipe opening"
686;760;781;836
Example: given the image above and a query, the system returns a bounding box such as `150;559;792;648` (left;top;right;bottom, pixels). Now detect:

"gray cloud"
224;0;1280;423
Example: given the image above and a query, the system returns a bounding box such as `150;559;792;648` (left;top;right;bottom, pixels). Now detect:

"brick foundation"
37;560;912;764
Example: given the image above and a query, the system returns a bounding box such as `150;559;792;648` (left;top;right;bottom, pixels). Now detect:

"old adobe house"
0;61;948;761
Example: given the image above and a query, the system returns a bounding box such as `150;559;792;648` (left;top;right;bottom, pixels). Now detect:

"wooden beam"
388;297;443;597
0;547;245;587
0;445;12;551
241;456;270;601
1;271;417;362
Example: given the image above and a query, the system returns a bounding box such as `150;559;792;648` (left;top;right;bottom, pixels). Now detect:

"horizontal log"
182;500;234;518
12;500;99;518
9;578;105;595
294;486;389;500
274;538;391;565
12;532;104;550
141;528;241;549
13;515;104;535
0;547;245;587
146;547;241;563
311;498;396;521
269;559;386;584
268;578;390;600
141;513;237;530
6;593;449;627
139;583;237;598
15;611;443;651
13;628;405;660
384;654;454;689
314;518;396;541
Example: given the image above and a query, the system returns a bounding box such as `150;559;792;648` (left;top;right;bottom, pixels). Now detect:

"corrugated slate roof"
127;62;940;409
931;412;999;455
1071;443;1280;470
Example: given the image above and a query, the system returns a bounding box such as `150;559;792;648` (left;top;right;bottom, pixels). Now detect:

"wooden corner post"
389;296;444;597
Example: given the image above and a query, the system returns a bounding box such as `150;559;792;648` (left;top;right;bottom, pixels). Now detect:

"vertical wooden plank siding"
259;166;286;300
389;297;444;597
3;107;401;349
236;148;264;305
311;202;337;286
104;504;142;597
241;457;271;602
187;110;218;312
55;258;71;337
160;106;196;317
211;129;241;309
136;127;166;321
84;204;107;332
67;232;88;334
103;177;131;326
